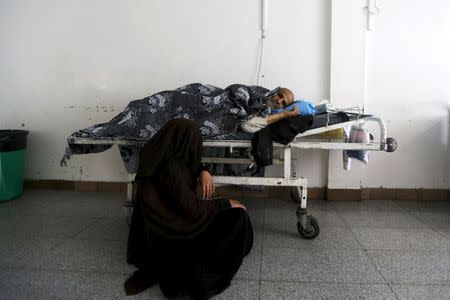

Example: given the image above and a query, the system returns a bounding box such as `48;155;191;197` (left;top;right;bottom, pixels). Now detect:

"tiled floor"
1;189;449;299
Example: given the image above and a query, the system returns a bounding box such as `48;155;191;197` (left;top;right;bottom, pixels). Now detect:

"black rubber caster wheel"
386;137;397;152
297;216;320;239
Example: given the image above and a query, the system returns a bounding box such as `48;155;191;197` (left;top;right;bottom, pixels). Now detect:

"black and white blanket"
60;83;270;173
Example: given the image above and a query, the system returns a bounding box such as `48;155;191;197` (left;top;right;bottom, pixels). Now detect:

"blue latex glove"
272;100;317;116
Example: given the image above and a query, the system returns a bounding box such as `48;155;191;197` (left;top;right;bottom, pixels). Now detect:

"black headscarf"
137;118;202;185
133;118;219;239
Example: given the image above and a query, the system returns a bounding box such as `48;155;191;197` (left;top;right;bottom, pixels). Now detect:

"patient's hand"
287;107;299;117
199;170;215;199
267;107;299;125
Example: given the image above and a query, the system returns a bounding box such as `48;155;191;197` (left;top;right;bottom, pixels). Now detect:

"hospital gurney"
69;113;397;239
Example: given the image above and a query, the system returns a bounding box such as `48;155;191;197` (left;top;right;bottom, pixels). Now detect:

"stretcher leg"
290;159;320;239
124;174;135;225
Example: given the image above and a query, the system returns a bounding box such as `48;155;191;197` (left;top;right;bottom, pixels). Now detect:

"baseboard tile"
24;180;449;201
25;180;126;193
327;189;362;201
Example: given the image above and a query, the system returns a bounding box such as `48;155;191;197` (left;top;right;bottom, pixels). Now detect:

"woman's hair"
137;118;202;184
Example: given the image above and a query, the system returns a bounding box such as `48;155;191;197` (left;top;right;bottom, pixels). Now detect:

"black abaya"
126;201;253;299
125;119;253;299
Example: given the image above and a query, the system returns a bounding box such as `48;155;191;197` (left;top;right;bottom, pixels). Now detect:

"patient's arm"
241;107;299;133
240;117;268;133
266;107;299;125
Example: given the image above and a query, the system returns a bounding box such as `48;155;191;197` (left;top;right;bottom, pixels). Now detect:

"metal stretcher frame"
69;114;395;239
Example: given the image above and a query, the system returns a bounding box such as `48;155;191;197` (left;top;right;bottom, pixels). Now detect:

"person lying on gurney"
241;87;317;133
238;87;321;170
60;84;320;171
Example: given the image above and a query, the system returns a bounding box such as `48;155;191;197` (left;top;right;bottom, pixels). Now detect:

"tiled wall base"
25;180;449;201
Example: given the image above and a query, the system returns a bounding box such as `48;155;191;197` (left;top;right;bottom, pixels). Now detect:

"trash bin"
0;130;29;201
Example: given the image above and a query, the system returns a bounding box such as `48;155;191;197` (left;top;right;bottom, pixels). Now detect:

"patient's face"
267;92;294;110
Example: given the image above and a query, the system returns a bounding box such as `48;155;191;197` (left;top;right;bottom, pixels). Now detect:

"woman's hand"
199;170;215;199
229;199;247;211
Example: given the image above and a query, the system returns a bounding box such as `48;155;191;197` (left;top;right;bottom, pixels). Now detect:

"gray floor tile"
0;214;96;239
391;284;450;300
367;250;450;284
82;198;129;219
0;213;17;237
18;189;122;204
310;200;405;213
116;284;168;300
352;227;450;251
260;281;397;300
2;190;62;207
438;228;450;241
265;196;297;210
118;278;260;299
265;208;346;228
213;280;259;299
252;229;264;249
306;199;340;212
16;196;95;217
0;202;23;218
246;206;265;228
36;239;135;274
261;248;384;283
264;196;367;213
240;196;266;210
264;224;361;250
412;212;450;228
339;211;428;228
121;288;167;300
1;190;126;222
3;189;449;299
74;217;129;241
16;190;125;218
312;210;352;227
0;237;67;269
0;269;259;300
234;242;262;280
239;198;264;247
395;200;450;213
0;268;132;300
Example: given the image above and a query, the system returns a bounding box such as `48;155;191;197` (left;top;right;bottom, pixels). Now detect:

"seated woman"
240;87;298;133
125;118;253;300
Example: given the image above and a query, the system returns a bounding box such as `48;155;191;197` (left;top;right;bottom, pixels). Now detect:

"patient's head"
267;87;294;110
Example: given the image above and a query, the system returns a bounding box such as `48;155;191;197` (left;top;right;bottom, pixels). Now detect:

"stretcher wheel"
297;216;320;239
386;137;397;152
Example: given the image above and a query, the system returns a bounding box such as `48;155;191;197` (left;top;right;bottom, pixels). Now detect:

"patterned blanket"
60;83;270;173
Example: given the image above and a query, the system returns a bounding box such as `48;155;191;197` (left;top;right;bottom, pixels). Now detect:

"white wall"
0;0;331;185
328;0;450;190
1;0;448;189
327;0;368;189
364;0;450;189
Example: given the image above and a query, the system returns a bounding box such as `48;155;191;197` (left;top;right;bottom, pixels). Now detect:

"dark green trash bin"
0;130;29;202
